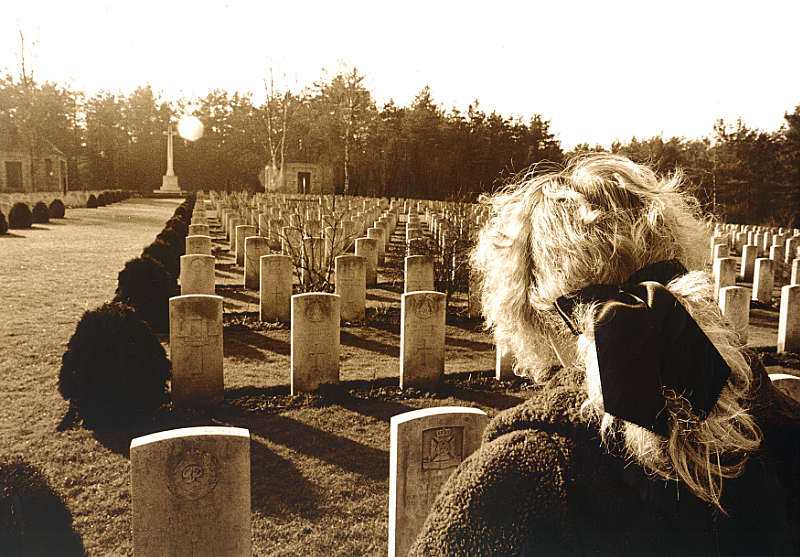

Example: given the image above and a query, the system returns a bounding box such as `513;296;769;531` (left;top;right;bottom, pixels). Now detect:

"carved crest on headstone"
415;295;436;320
421;426;463;471
305;299;326;322
166;447;219;500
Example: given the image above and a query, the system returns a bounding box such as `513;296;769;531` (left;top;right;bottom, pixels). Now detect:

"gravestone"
400;291;446;389
713;256;737;300
234;225;257;267
130;426;251;557
290;293;340;394
713;243;729;260
170;295;224;406
186;235;212;256
335;255;367;322
791;259;800;286
244;236;270;290
179;255;216;296
778;285;799;353
719;286;750;344
496;343;515;380
388;407;489;557
752;258;774;303
404;255;434;293
355;237;378;287
227;216;242;242
367;227;386;265
188;224;210;236
740;244;757;281
769;373;800;402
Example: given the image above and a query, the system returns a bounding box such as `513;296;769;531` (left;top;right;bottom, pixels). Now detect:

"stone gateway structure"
260;162;334;194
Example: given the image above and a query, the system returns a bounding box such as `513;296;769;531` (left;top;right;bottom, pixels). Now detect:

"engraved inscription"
422;426;463;471
167;447;219;500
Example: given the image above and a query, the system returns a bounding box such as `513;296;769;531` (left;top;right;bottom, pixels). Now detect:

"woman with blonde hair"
410;154;800;556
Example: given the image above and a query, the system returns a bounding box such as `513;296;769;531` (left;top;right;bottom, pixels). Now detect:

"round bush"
58;302;170;425
0;211;7;235
48;199;66;218
98;192;112;206
156;227;184;251
165;216;189;236
8;202;32;229
113;256;176;332
86;194;98;208
0;456;85;555
31;201;50;224
142;239;180;277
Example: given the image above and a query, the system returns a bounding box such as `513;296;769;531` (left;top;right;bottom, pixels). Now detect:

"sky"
1;0;798;149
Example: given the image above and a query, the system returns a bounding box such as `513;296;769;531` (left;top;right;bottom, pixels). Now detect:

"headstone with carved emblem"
335;255;366;322
404;256;434;293
290;293;340;394
234;225;257;267
130;426;251;557
179;255;215;296
185;235;212;256
243;236;270;290
388;407;488;557
169;295;224;406
400;291;446;389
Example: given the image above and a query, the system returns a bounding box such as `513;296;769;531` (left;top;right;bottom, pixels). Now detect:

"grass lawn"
0;197;796;556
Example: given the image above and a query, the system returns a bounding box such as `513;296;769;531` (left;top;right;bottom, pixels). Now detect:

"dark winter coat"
410;354;800;556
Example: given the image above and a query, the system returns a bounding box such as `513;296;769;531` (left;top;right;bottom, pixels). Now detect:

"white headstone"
404;256;434;293
400;291;446;389
719;286;750;344
234;225;257;267
355;237;378;287
777;285;800;354
335;255;367;322
130;426;251;557
244;236;270;290
186;235;213;256
179;255;216;296
290;293;340;394
752;258;774;303
388;407;488;557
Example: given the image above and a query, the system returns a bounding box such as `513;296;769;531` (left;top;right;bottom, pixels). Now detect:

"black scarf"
554;260;731;437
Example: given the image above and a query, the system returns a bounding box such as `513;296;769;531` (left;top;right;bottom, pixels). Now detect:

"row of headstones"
711;227;800;353
129;405;490;556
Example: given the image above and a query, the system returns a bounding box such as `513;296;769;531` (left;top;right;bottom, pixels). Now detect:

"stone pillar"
719;286;750;344
243;236;270;290
367;227;386;265
186;235;212;256
188;224;210;236
713;256;737;301
740;244;757;281
290;293;340;394
130;426;251;557
169;295;224;406
335;255;366;322
234;225;257;267
355;237;378;287
400;291;446;390
778;285;800;353
495;343;515;380
404;255;434;293
752;258;774;303
180;255;215;296
259;255;293;322
388;407;488;557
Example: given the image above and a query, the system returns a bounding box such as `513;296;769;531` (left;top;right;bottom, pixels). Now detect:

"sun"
177;115;204;142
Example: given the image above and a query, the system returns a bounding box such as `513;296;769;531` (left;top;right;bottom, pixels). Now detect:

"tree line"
0;66;797;225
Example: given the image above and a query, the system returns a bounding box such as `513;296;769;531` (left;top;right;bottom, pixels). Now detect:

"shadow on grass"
224;328;290;359
445;335;494;352
340;330;399;357
366;292;398;303
219;288;259;305
0;232;25;238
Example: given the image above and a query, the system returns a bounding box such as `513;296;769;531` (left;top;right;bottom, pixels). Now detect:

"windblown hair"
471;153;761;510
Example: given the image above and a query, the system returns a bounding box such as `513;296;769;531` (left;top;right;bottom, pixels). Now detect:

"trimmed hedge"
31;201;50;224
58;302;170;425
142;239;181;277
86;194;98;208
48;198;66;218
0;211;7;235
0;456;85;555
113;256;176;332
8;202;32;229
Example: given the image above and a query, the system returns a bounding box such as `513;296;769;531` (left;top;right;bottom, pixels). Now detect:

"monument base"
154;175;182;194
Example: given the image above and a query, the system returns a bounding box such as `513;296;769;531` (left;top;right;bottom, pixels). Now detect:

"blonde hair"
472;153;761;510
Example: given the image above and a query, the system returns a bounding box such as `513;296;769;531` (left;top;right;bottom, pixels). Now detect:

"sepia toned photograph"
0;1;798;555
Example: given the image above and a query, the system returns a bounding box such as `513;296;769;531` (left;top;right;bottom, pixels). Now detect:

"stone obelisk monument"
157;123;181;193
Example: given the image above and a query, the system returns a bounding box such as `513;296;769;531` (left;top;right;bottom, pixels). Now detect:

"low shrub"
86;194;98;208
58;302;170;425
0;211;7;235
113;256;176;332
142;240;180;277
0;456;85;556
165;216;189;237
156;227;184;252
31;201;50;224
97;192;110;206
8;202;32;229
48;198;66;218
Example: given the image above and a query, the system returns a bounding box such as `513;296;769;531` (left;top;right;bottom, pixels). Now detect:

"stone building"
260;162;334;194
0;130;68;192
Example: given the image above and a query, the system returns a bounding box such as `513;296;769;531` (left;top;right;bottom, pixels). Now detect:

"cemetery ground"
1;197;798;556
